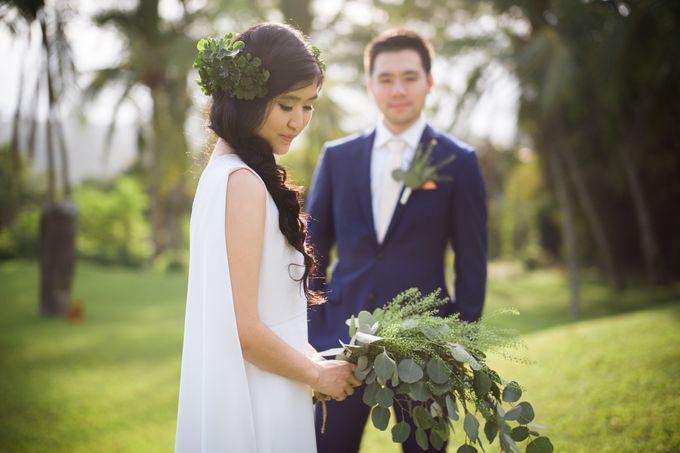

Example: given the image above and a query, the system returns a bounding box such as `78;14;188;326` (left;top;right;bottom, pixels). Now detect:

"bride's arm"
226;169;357;399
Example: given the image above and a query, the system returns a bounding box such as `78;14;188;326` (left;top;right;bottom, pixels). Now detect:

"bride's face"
256;83;319;155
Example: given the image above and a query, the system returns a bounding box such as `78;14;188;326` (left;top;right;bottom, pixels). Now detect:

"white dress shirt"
371;115;427;241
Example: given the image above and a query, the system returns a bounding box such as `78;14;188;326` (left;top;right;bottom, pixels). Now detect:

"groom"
306;30;487;452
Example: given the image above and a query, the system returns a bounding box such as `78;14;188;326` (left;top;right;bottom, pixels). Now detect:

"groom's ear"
366;76;374;98
427;73;434;93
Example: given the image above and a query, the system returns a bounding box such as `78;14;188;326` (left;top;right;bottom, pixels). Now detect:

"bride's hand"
310;359;360;401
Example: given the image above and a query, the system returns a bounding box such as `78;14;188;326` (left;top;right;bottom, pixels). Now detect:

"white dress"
175;153;317;453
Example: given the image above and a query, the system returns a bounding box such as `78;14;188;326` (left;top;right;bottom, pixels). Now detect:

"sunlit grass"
1;260;678;452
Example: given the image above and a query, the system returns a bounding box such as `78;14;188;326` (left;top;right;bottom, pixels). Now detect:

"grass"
0;259;679;452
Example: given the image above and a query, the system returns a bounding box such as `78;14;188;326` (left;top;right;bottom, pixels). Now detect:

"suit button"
376;252;384;260
368;291;376;301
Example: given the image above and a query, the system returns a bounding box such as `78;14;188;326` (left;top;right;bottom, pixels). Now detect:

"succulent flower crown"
193;32;326;100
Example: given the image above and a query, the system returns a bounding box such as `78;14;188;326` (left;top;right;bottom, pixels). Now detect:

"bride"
175;23;359;452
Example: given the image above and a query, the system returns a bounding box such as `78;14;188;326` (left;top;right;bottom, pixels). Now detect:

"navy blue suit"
306;125;487;452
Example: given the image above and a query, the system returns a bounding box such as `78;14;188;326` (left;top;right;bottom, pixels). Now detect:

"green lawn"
1;260;679;452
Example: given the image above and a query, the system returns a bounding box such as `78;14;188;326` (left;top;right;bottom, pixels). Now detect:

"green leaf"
433;416;450;441
391;368;400;387
445;394;459;421
428;380;453;396
427;358;451;384
391;421;411;443
463;412;480;442
398;359;423;384
374;351;396;384
371;406;391;431
365;369;377;384
457;444;478;453
510;426;529;441
362;381;379;407
430;429;445;451
503;405;522;421
502;381;522;403
409;381;431;401
517;402;535;425
415;427;429;450
473;371;492;396
484;420;498;443
376;386;394;408
526;437;554;453
348;315;357;338
413;405;434;430
429;401;443;419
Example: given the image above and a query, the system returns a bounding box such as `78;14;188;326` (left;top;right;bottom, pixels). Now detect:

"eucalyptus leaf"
413;405;434;430
517;402;535;425
391;368;400;387
415;427;429;450
484;420;498;443
463;412;480;442
445;394;459;421
510;426;529;441
503;405;522;421
365;369;376;384
429;429;445;451
376;386;394;408
354;332;383;344
375;351;397;383
457;444;478;453
433;416;450;441
371;406;391;431
409;381;432;401
430;401;443;418
473;371;492;396
362;381;379;407
526;437;553;453
429;380;453;396
502;381;522;403
391;421;411;443
357;310;376;328
398;359;423;384
427;358;451;384
348;315;357;338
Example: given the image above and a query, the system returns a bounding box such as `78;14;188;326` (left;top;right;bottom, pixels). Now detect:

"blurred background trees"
1;0;679;318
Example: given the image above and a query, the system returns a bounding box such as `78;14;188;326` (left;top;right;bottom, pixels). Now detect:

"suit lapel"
381;125;438;245
356;130;378;246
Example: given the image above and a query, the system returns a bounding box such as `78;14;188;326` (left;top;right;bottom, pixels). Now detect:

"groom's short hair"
364;29;434;75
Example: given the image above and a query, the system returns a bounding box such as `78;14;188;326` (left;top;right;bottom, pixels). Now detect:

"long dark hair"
209;23;323;304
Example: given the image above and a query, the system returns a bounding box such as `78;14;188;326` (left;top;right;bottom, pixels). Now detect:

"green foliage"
74;177;150;266
0;206;40;258
331;288;550;452
194;33;270;99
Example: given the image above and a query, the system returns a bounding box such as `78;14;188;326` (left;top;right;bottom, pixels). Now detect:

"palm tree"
85;0;199;264
1;0;78;316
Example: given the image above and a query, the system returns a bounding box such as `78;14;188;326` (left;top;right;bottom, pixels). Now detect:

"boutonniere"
391;139;455;205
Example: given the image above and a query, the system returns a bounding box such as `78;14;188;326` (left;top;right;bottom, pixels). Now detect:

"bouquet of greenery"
320;289;553;453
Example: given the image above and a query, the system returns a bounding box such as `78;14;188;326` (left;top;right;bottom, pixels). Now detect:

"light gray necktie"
376;138;406;243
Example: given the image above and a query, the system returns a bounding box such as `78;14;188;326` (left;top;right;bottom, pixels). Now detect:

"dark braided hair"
209;23;323;304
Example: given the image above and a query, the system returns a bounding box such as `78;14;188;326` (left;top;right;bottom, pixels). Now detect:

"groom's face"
367;49;433;134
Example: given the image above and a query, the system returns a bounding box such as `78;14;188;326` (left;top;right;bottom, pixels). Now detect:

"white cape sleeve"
175;164;257;452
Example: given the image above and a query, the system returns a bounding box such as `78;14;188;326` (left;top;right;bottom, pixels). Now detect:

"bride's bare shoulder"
226;168;266;207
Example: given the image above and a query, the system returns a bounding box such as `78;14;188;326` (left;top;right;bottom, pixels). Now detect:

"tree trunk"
39;201;77;317
555;121;623;291
546;144;581;319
